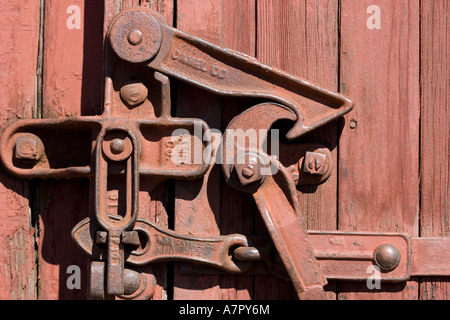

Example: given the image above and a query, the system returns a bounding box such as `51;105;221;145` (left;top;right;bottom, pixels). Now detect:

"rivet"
127;29;143;46
110;138;125;155
374;244;401;271
120;82;148;108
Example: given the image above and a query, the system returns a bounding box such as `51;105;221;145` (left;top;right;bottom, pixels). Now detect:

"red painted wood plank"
38;0;104;299
419;0;450;300
174;0;257;300
103;0;175;301
0;0;41;300
38;0;173;299
174;0;225;300
218;0;256;300
256;0;340;300
338;0;420;300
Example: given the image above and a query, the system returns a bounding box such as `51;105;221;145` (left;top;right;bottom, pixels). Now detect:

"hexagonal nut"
14;133;43;162
235;163;264;187
120;82;148;108
302;151;328;176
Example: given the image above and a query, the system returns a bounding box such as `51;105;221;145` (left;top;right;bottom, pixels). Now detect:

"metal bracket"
181;232;450;283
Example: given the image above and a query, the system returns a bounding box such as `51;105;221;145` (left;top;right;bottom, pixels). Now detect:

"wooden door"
0;0;448;300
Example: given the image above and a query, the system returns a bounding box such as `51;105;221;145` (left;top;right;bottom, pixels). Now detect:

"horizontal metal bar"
314;251;374;261
411;237;450;276
181;231;450;281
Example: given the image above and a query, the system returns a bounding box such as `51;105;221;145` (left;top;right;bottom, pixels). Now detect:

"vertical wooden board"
174;0;259;301
42;0;101;119
37;180;90;299
103;0;174;300
256;0;340;300
218;0;256;300
338;0;420;300
0;0;40;299
38;0;104;299
142;181;171;300
173;0;223;300
39;0;173;300
419;0;450;300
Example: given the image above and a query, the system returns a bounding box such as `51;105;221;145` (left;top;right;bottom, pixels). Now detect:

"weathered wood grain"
38;0;173;299
338;0;420;300
0;0;41;300
2;0;448;301
37;0;104;299
218;0;256;300
174;0;226;300
174;0;259;300
419;0;450;300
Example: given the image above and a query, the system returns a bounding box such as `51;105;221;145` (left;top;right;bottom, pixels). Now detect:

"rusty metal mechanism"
1;7;449;300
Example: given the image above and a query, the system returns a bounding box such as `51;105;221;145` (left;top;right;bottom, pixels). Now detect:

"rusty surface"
0;7;356;300
0;65;212;298
182;232;450;282
0;1;446;302
222;103;328;300
0;73;212;181
5;6;446;301
73;217;253;274
0;7;355;300
107;7;354;140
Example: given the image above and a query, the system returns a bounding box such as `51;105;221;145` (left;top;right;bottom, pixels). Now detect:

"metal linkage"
107;7;354;140
222;103;329;300
2;6;450;301
73;217;255;275
0;7;358;300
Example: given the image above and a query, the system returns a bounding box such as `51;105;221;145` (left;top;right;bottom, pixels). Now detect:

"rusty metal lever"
107;7;354;140
72;217;254;274
222;103;328;300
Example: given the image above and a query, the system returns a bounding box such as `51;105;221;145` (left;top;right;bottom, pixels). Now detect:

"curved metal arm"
72;217;254;274
254;163;328;299
107;7;354;140
222;103;327;300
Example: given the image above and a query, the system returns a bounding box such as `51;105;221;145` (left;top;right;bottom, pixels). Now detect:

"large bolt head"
302;151;328;176
14;133;43;163
235;163;263;187
232;153;270;191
